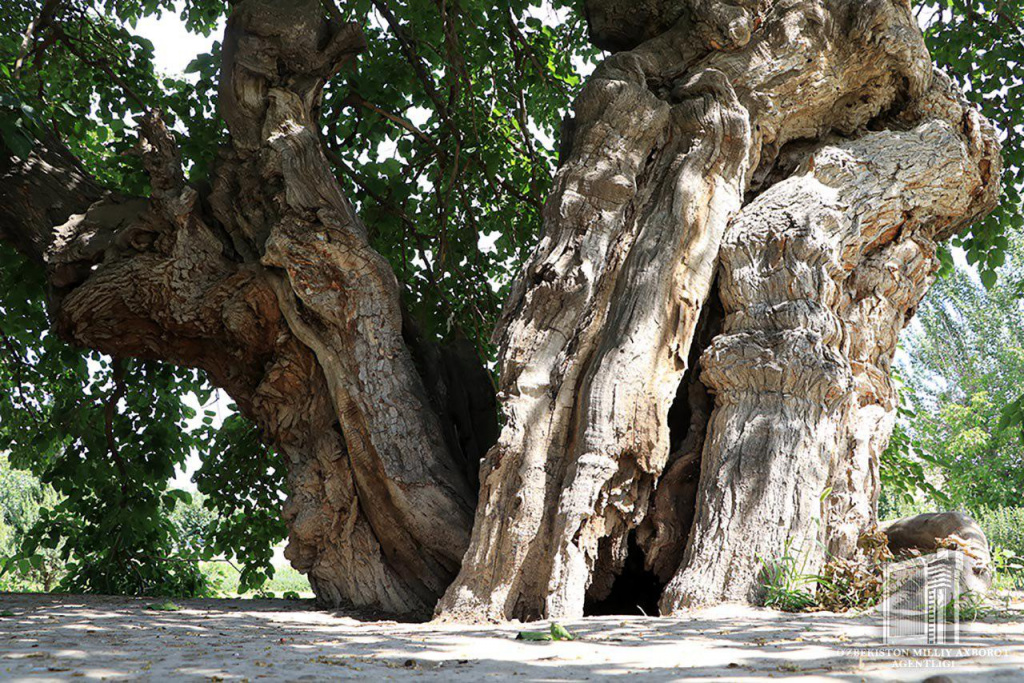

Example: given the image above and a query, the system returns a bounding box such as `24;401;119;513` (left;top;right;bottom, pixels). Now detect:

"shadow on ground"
1;593;1022;680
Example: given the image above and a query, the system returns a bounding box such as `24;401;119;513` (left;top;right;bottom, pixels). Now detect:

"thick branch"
0;135;105;266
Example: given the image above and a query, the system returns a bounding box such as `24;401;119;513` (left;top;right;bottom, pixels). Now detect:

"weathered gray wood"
0;0;1001;621
439;0;999;621
662;84;1000;610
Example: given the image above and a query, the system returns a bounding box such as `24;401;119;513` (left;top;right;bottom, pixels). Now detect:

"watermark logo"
879;549;963;645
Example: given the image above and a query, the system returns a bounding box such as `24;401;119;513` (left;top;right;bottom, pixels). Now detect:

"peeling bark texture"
179;0;484;616
0;0;495;619
822;76;1000;563
635;288;721;585
438;0;1000;621
663;78;999;611
0;0;1001;621
0;133;105;268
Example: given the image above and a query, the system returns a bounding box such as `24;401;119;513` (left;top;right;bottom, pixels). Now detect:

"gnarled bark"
0;0;1001;621
0;0;494;618
438;0;999;621
662;77;999;611
217;3;477;613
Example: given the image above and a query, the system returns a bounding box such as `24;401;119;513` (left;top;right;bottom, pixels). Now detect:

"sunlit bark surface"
438;0;1000;620
0;0;999;620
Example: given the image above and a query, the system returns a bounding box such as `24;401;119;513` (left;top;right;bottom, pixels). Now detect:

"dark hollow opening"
584;531;663;616
660;282;724;578
583;283;726;617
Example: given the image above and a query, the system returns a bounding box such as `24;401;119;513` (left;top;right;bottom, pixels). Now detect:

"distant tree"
896;238;1024;510
0;454;63;591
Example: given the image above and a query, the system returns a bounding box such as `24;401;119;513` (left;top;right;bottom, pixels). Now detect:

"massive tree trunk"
437;0;1000;620
0;0;999;620
662;84;998;611
1;0;494;619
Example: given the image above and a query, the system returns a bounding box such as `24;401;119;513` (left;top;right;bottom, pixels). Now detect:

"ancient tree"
0;0;1000;620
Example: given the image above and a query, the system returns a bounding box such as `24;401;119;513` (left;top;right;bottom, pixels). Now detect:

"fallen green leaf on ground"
146;600;181;612
515;631;552;641
550;623;576;641
515;623;576;642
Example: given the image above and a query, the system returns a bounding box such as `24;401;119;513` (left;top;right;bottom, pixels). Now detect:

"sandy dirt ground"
1;593;1023;681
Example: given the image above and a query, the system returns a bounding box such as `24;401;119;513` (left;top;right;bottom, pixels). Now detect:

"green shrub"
0;455;65;592
975;507;1024;591
975;507;1024;557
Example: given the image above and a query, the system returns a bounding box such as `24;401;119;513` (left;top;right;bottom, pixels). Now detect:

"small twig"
14;0;64;77
326;146;419;229
320;0;345;25
370;0;453;127
343;92;438;150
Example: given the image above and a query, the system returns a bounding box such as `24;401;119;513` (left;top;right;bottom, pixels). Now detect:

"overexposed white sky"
135;9;221;77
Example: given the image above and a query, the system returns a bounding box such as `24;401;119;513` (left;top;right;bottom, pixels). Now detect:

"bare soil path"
1;593;1022;681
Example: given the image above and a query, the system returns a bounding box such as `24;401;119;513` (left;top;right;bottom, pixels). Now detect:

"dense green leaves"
0;0;282;597
0;453;62;590
885;237;1024;513
0;238;284;596
920;0;1024;283
325;0;595;349
878;373;950;516
192;414;287;592
0;239;201;594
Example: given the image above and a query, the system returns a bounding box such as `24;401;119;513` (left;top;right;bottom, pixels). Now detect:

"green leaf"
516;631;553;641
550;623;576;641
147;600;181;611
0;117;34;159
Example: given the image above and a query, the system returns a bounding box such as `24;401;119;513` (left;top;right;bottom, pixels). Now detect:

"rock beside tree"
885;511;994;595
